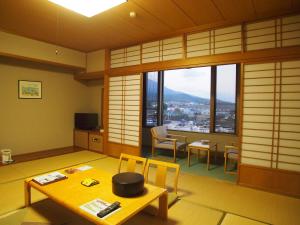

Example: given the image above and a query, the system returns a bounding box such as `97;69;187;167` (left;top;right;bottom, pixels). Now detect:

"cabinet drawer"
89;134;103;152
74;130;88;149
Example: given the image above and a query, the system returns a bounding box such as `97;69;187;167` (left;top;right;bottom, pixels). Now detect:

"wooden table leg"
188;147;191;167
224;153;227;173
214;144;218;164
207;150;210;170
158;192;168;220
24;179;31;206
173;147;176;163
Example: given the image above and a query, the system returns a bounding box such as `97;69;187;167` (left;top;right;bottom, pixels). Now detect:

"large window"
215;64;237;133
163;67;211;133
144;72;159;127
143;64;239;134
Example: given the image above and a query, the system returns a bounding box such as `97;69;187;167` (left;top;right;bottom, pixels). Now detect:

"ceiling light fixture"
129;11;136;18
48;0;127;18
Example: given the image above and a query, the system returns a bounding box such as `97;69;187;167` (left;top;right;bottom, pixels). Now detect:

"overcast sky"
162;65;236;103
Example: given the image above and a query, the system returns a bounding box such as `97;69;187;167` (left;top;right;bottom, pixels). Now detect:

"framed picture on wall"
18;80;42;99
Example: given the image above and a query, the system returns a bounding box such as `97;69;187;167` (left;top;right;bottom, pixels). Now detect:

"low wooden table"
24;167;168;225
187;141;217;170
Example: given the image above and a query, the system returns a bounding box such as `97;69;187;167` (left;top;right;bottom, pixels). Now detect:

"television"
74;113;98;130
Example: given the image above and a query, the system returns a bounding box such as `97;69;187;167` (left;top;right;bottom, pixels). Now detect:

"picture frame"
18;80;42;99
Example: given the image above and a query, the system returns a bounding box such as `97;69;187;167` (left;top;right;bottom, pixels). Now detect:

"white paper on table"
77;165;93;171
80;198;121;219
32;172;66;185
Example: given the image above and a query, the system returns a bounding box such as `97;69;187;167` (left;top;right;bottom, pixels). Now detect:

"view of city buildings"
145;65;237;133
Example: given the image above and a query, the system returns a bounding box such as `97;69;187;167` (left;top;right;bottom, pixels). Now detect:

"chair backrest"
224;145;239;158
118;153;147;174
151;126;168;138
144;159;180;194
225;145;239;152
151;126;168;145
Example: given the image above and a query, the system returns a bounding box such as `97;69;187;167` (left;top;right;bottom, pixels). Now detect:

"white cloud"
164;67;211;99
147;65;237;103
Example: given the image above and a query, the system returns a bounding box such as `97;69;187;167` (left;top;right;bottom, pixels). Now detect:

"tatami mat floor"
0;150;299;225
143;148;237;183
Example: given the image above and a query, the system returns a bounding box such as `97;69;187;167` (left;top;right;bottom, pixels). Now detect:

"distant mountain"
147;79;209;104
147;79;234;106
164;85;210;104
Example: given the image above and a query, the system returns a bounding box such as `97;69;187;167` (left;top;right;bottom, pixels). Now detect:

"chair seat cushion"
155;141;186;150
227;149;238;154
227;152;238;159
143;192;178;216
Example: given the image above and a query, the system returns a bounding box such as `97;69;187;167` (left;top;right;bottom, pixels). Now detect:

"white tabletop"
188;141;210;148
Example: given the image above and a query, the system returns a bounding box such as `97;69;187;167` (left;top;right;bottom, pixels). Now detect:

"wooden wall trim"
102;49;110;155
237;63;244;184
106;142;140;158
139;74;143;152
74;71;104;80
239;164;300;198
0;51;85;71
0;146;81;167
107;46;300;76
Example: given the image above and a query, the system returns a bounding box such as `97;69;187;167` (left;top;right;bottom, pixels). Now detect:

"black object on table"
97;201;120;218
112;172;144;197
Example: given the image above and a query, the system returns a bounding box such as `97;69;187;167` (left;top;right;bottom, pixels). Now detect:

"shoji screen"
108;76;123;143
162;36;183;61
110;45;141;68
245;15;300;51
242;60;300;172
245;19;278;51
242;63;279;168
142;41;160;63
214;25;242;54
111;36;184;67
186;25;242;58
186;31;210;58
282;15;300;47
278;61;300;171
108;74;141;147
141;36;183;63
110;49;125;69
123;75;140;146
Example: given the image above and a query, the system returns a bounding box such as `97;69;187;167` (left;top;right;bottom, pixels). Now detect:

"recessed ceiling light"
48;0;127;18
129;11;136;18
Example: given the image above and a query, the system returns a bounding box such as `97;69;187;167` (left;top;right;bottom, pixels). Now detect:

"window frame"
213;64;240;134
142;64;240;135
142;71;163;127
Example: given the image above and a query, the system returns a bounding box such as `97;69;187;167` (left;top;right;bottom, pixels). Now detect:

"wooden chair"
118;153;147;175
151;126;187;162
143;159;180;215
224;145;239;174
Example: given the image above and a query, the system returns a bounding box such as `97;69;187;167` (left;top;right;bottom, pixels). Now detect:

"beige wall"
0;31;86;68
86;79;104;127
86;50;105;72
0;57;102;155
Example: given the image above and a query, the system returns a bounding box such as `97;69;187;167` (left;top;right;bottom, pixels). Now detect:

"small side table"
187;141;217;170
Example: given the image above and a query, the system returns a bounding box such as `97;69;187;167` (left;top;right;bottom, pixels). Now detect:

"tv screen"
75;113;98;130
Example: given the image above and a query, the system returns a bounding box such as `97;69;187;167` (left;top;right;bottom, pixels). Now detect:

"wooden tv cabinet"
73;129;103;153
